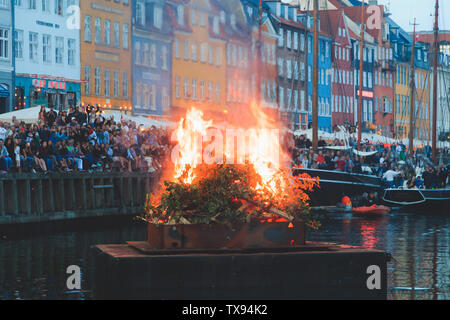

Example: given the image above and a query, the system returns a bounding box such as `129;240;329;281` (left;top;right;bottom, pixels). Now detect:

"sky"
378;0;450;33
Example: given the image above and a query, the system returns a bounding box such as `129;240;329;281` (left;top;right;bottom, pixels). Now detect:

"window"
177;5;184;26
300;33;305;51
192;79;197;100
104;69;110;97
278;28;283;47
184;77;189;98
104;20;110;46
84;66;91;95
42;34;51;63
286;30;291;49
84;16;91;42
123;24;129;49
174;38;180;58
54;0;63;15
136;1;145;25
122;72;128;98
94;67;100;96
200;42;207;63
191;41;197;61
150;44;156;67
293;32;298;50
113;22;120;48
0;28;9;59
67;39;75;66
175;76;180;98
41;0;49;12
28;0;36;9
29;32;38;61
191;9;196;25
55;37;63;64
208;45;213;64
200;80;205;100
162;45;168;70
154;5;163;29
216;83;220;103
95;18;101;44
14;30;23;59
208;81;213;101
113;70;119;98
216;48;221;66
184;39;189;60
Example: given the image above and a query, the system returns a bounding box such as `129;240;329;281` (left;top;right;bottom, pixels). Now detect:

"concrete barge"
92;241;390;300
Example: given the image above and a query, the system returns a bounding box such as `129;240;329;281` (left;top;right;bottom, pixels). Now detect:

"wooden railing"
0;172;159;225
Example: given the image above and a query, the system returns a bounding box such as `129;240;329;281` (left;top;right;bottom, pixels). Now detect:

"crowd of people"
0;105;171;174
290;133;449;189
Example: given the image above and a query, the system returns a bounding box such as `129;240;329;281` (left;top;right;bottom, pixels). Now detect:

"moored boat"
294;167;383;206
352;205;391;216
382;188;450;214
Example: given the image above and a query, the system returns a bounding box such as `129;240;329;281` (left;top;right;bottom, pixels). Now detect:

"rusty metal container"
147;220;305;249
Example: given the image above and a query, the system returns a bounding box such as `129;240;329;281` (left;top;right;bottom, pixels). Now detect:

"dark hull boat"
382;188;450;214
294;168;382;206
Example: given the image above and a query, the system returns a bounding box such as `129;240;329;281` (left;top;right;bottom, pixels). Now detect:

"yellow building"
168;0;227;118
80;0;132;112
394;63;431;141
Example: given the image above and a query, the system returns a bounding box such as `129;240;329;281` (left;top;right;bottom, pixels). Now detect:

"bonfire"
141;102;320;230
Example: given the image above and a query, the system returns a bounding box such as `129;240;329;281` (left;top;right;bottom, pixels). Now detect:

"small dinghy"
352;205;391;216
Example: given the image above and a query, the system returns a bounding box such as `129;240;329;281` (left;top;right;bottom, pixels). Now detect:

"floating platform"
92;241;389;300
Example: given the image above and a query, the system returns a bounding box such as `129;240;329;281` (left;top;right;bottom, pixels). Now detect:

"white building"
0;0;13;114
14;0;81;111
430;53;450;140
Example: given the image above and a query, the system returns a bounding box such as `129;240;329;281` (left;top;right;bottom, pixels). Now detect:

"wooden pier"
0;172;157;225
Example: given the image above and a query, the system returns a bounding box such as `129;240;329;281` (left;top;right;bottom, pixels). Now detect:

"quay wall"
0;172;158;225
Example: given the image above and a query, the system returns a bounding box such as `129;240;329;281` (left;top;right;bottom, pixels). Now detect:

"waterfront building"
168;0;227;118
325;9;355;130
132;0;172;119
240;0;278;120
210;0;251;118
80;0;132;112
415;30;450;56
14;0;81;112
301;12;332;133
429;52;450;140
0;0;13;114
266;1;308;130
389;17;431;141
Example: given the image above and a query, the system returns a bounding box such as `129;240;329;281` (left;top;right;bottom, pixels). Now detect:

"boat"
294;167;382;206
352;205;391;216
382;188;450;213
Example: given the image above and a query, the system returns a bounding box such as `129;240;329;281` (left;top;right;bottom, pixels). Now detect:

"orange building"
168;0;227;119
80;0;132;112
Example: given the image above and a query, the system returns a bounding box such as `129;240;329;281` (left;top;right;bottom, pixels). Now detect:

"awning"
352;149;378;157
0;84;10;98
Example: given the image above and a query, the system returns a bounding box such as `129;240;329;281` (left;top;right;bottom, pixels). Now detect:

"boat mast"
312;0;319;150
408;19;418;159
256;0;263;106
357;1;365;151
432;0;439;163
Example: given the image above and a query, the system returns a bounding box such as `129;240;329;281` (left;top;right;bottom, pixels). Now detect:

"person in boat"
367;191;379;206
359;192;370;207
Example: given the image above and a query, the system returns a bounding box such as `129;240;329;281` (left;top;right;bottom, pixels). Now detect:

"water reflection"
0;213;448;300
308;212;449;300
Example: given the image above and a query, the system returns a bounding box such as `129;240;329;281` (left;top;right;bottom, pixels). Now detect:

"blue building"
304;14;332;133
132;0;172;118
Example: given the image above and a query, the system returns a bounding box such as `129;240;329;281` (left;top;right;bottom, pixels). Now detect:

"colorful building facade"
14;0;82;112
168;0;227;119
80;0;132;112
132;0;172;118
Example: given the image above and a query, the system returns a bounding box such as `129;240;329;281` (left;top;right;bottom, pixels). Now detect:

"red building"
324;10;355;129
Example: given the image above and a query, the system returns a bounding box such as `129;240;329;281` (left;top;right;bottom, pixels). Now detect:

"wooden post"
0;180;4;216
37;179;43;215
25;179;31;215
48;178;55;213
12;179;18;216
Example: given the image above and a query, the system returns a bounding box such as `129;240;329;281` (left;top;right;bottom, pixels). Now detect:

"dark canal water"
0;212;448;300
